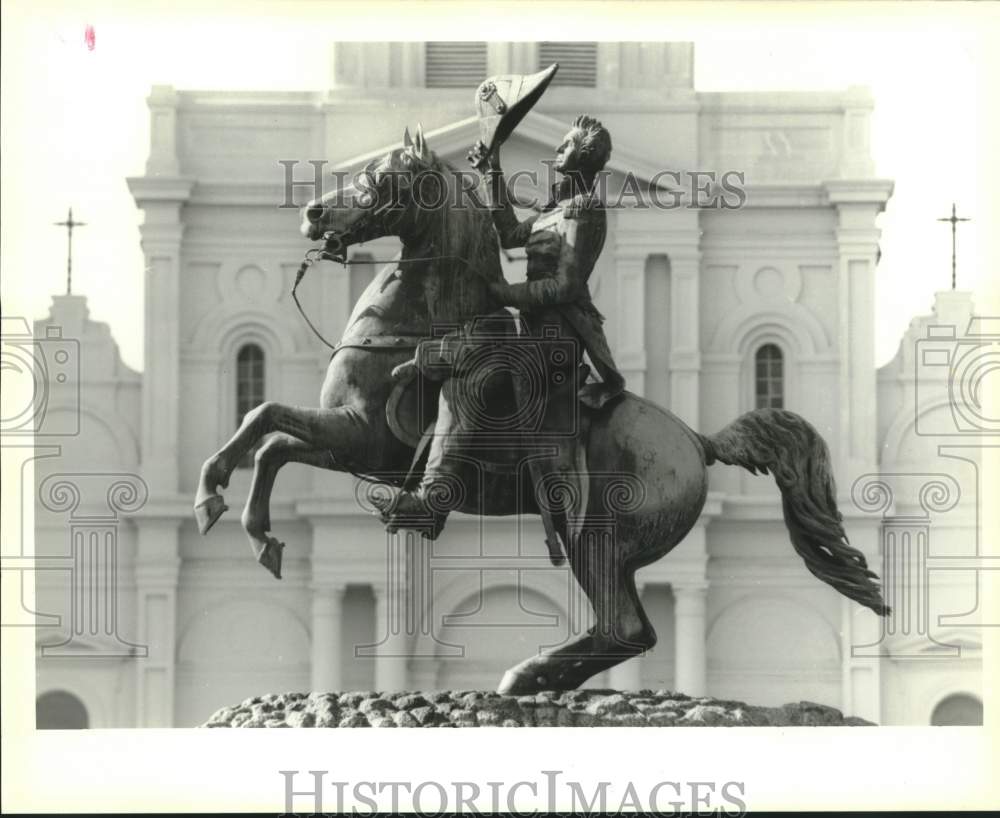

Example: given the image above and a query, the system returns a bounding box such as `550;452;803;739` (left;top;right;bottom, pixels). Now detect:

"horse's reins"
291;234;487;491
292;158;539;350
292;234;489;351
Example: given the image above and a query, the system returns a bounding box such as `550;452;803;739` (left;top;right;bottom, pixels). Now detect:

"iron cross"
54;207;87;295
937;202;971;291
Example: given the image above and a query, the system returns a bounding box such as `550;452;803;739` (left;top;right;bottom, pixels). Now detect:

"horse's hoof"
194;494;229;535
497;667;549;696
256;538;284;580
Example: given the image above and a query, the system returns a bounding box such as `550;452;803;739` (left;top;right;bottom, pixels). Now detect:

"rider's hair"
571;115;612;173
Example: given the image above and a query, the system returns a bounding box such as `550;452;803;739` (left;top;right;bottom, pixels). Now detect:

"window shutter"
539;42;598;87
425;42;488;88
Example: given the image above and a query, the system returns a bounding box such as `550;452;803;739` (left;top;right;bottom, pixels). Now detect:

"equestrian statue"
194;64;888;695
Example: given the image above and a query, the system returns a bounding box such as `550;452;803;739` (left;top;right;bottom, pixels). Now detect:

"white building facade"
32;42;983;727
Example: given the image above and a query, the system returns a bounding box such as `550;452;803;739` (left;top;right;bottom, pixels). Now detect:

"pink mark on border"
85;25;95;51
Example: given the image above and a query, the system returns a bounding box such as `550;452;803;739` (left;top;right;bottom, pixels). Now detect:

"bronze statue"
371;115;625;559
193;75;889;695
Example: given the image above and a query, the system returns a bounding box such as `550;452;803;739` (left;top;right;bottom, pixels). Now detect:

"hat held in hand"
474;63;559;155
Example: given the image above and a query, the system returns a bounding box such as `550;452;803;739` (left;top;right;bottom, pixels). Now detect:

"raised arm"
469;140;537;249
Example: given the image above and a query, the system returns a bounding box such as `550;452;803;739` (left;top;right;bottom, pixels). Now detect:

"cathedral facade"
31;42;983;727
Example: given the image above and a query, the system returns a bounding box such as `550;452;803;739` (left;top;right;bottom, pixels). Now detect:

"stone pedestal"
205;690;874;728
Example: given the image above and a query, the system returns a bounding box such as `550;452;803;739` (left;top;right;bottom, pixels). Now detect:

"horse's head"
301;124;445;254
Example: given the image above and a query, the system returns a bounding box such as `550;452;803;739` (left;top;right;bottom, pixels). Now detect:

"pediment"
332;111;680;193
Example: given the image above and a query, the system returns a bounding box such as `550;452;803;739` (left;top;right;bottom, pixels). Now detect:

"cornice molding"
127;176;196;205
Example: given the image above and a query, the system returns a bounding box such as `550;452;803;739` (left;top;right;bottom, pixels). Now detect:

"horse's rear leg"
241;433;337;579
496;535;656;695
195;401;370;534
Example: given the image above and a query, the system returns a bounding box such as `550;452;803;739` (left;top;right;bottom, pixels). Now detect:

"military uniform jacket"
491;191;625;410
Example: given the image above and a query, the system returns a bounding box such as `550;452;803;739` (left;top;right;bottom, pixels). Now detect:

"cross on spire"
53;207;87;295
937;202;971;291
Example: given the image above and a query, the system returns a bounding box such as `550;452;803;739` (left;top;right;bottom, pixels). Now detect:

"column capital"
700;491;725;519
309;579;349;597
823;179;894;210
135;559;181;587
672;579;710;596
669;349;701;371
138;222;186;247
612;243;658;262
668;247;703;267
127;176;195;209
148;84;179;107
369;579;396;600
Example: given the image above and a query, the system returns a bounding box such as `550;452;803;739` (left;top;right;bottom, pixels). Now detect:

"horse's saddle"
386;365;440;450
385;313;596;564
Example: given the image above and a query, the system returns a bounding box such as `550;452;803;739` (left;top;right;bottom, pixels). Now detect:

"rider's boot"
372;383;464;539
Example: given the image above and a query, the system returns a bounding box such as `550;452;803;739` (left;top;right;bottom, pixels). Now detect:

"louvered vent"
539;42;598;87
425;42;488;88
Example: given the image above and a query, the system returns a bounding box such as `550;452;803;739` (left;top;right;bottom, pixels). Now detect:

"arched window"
36;690;89;729
236;343;265;468
931;693;983;726
754;343;784;409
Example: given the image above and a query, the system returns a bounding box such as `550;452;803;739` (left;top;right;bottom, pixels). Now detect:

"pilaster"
613;248;649;396
825;179;893;481
639;492;720;697
370;578;411;692
672;581;709;697
667;232;702;429
133;516;180;726
127;178;194;497
310;583;348;691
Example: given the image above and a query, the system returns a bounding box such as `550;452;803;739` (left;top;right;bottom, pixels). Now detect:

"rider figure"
480;114;624;409
376;115;626;539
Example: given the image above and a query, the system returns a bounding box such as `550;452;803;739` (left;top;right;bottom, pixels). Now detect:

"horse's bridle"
294;162;411;286
292;161;492;351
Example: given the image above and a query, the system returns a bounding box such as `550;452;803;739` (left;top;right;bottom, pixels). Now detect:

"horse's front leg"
194;401;372;534
242;433;338;579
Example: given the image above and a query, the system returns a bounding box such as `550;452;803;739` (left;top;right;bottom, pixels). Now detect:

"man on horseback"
373;114;626;556
195;75;888;693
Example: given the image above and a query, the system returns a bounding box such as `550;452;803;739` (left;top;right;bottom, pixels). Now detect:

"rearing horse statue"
194;125;888;695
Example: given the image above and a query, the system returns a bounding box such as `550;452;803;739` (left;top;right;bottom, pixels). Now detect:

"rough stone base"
204;690;874;727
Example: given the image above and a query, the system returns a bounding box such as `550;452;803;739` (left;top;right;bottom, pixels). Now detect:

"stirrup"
372;490;447;540
545;535;567;567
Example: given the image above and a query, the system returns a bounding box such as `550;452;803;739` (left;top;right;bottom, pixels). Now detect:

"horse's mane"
341;149;503;339
421;152;503;283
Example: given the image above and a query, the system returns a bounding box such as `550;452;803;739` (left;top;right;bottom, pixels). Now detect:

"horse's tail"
697;409;889;616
